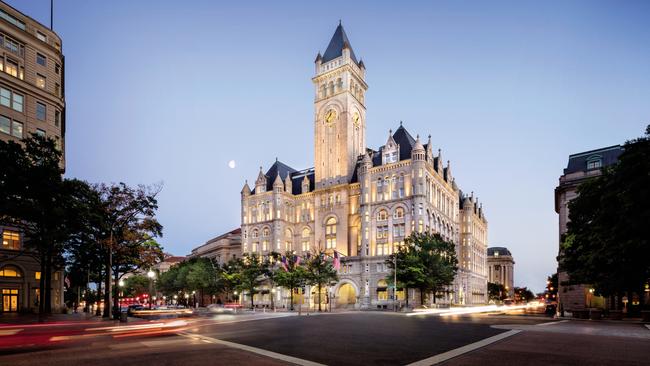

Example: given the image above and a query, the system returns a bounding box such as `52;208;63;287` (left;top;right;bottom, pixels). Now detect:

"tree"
236;253;265;309
561;125;650;310
514;287;535;302
186;258;219;306
488;282;507;302
97;183;164;318
216;258;242;303
545;274;558;302
0;135;100;317
386;233;458;307
275;252;308;310
123;274;150;298
304;250;338;312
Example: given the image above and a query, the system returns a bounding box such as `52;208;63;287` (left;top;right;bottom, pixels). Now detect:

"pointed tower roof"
322;22;359;64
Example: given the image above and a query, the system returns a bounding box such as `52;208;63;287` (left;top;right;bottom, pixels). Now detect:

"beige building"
555;145;623;312
0;1;66;313
240;24;488;309
487;247;514;298
189;228;241;266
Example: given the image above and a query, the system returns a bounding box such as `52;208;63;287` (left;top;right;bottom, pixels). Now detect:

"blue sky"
9;0;649;292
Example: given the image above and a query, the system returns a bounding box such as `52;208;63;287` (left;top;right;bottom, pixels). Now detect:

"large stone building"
240;24;488;309
487;247;515;298
555;145;623;312
189;228;241;266
0;1;66;313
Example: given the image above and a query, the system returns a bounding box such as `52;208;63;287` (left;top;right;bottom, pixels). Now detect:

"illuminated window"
36;74;46;89
5;58;18;77
262;228;270;237
377;210;388;221
376;242;389;256
35;272;41;280
301;228;311;252
252;242;259;252
393;207;404;219
262;240;268;252
0;265;21;277
252;229;259;238
325;217;337;249
377;279;388;300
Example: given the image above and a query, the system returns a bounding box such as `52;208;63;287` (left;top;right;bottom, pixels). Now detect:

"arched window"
393;207;404;219
377;210;388;221
263;228;270;237
302;228;311;252
326;217;337;249
252;229;259;239
328;81;334;95
336;78;343;91
0;266;21;277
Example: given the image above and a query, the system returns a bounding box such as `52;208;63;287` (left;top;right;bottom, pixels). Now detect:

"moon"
228;160;236;169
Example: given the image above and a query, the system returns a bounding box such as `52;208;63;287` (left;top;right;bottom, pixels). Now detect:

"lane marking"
178;332;325;366
405;330;521;366
537;320;569;326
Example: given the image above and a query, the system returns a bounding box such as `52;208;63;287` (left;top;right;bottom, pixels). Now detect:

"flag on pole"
64;275;71;288
333;251;341;270
281;256;288;271
294;255;301;266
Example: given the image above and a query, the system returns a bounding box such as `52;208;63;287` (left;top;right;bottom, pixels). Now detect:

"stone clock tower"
313;23;368;189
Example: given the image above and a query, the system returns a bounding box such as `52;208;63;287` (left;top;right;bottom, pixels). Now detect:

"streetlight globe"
184;294;189;299
118;280;125;287
147;270;155;279
173;295;178;299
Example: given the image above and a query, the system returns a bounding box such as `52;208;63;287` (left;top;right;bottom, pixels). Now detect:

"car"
207;304;235;314
127;304;145;315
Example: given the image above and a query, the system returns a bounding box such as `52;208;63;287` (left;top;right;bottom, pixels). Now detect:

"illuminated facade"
0;1;65;313
241;24;488;308
487;247;515;298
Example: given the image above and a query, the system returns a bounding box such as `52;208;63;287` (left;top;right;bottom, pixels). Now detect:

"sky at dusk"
8;0;650;292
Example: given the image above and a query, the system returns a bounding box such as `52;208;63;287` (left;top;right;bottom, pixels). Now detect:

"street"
1;312;648;365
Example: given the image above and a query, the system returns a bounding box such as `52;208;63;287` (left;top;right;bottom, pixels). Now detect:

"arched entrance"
336;283;357;307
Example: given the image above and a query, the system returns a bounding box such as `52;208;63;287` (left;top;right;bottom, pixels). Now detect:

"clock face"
352;112;360;129
325;109;337;126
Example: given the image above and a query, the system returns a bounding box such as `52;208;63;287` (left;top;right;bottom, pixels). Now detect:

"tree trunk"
433;289;437;304
44;247;52;315
405;288;409;307
113;271;120;317
318;283;322;312
38;254;46;321
95;280;102;316
290;287;294;311
103;247;112;318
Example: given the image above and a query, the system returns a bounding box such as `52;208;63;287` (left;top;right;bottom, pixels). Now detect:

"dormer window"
586;155;603;170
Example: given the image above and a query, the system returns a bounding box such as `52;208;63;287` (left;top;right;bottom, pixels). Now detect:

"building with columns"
240;23;488;309
487;247;515;298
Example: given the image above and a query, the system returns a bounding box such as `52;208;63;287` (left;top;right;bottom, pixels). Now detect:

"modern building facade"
555;145;623;312
0;1;66;313
487;247;515;298
240;24;488;309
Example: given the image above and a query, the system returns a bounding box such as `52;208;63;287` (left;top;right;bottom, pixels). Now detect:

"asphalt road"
1;312;648;365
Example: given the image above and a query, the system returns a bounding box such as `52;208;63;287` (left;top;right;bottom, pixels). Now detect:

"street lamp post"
393;254;398;312
147;270;156;309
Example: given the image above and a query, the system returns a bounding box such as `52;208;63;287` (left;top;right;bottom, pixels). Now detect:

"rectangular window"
2;230;21;250
36;74;46;89
54;110;60;127
36;31;47;42
11;120;22;138
12;93;22;112
0;115;9;134
55;83;60;96
36;128;45;137
35;271;41;280
36;53;46;66
5;59;17;77
0;87;9;107
0;10;26;30
3;37;19;54
55;63;60;75
36;102;46;120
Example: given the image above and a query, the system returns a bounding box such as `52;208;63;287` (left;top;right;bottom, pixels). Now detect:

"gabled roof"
290;168;315;195
321;23;359;64
392;125;417;161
